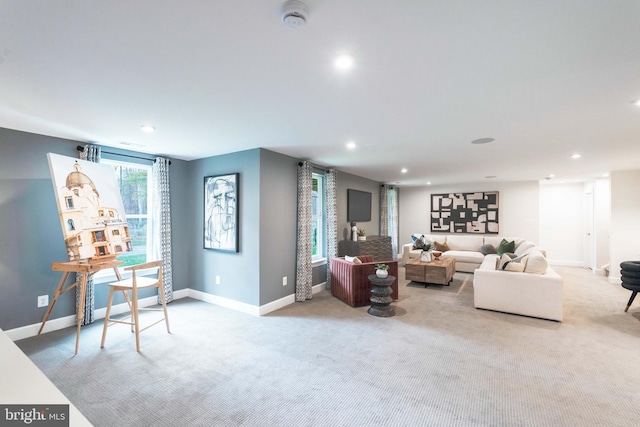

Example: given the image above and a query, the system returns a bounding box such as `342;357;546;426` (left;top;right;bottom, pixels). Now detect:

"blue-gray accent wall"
0;128;381;330
0;128;190;330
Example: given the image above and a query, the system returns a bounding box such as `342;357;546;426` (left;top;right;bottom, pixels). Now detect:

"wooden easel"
38;257;123;355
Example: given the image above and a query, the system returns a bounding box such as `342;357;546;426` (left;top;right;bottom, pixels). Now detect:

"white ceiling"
1;1;639;186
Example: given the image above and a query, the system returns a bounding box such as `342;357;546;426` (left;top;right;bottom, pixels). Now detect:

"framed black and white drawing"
430;191;499;234
204;173;239;252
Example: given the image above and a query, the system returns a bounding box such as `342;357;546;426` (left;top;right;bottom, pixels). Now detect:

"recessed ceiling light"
545;174;555;180
401;168;408;174
570;153;582;159
426;181;432;185
485;175;497;179
633;99;640;106
140;124;155;133
335;54;354;69
346;141;356;150
471;138;495;145
600;172;609;177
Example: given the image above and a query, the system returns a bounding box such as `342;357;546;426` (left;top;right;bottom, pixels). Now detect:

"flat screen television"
347;189;372;222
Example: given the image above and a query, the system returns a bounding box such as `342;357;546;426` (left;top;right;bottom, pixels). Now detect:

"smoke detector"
281;0;309;28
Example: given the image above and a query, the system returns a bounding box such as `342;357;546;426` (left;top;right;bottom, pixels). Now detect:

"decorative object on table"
411;234;429;251
375;263;389;278
357;228;366;241
420;250;432;263
204;173;239;252
430;191;499;234
432;250;442;261
367;274;396;317
351;222;358;241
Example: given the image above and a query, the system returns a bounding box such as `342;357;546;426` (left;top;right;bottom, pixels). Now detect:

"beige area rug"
16;266;640;426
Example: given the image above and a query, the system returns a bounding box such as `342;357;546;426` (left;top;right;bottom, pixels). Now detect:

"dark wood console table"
338;235;393;261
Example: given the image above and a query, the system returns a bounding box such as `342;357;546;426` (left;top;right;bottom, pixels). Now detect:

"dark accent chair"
330;255;399;307
620;261;640;312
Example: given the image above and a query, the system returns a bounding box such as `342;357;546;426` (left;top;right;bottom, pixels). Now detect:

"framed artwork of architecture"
204;173;239;252
430;191;499;234
47;153;132;261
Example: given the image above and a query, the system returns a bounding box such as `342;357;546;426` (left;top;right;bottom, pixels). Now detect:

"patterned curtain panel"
389;187;399;259
76;143;101;325
325;169;337;290
295;161;313;301
380;185;389;237
153;157;174;304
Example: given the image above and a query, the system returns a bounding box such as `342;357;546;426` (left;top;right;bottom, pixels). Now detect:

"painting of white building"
47;153;132;261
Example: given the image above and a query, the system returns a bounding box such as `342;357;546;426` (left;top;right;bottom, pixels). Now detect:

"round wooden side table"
367;274;396;317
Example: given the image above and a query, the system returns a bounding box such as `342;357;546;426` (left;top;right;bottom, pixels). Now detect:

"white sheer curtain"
380;185;389;236
325;169;337;289
388;187;399;259
152;157;173;303
295;161;313;301
380;185;399;259
77;143;101;325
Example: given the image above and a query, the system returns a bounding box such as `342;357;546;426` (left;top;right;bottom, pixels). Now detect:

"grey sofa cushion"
480;244;497;255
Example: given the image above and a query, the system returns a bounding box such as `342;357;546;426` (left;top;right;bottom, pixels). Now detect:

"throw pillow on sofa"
498;253;516;270
412;235;429;250
433;240;449;252
504;255;529;272
497;239;515;255
480;244;497;255
498;253;528;271
524;250;548;274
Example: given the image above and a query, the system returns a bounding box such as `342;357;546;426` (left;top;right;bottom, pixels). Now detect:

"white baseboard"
187;282;327;316
609;275;621;284
5;292;177;342
5;285;326;341
186;289;260;316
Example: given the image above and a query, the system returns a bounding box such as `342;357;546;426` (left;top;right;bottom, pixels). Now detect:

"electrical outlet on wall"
282;276;287;286
37;295;49;308
215;275;221;285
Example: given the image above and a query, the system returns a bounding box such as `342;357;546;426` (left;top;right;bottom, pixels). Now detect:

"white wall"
399;181;540;246
539;182;584;266
609;170;640;282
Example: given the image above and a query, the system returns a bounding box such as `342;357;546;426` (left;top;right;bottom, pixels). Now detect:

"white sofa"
402;233;563;321
401;234;538;273
473;251;564;321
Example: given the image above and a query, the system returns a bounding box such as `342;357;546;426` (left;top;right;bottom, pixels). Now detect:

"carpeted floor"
16;266;640;426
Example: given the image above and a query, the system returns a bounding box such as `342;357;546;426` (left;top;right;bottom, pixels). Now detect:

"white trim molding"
5;285;328;341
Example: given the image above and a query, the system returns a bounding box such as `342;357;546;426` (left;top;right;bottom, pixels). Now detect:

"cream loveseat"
401;234;538;272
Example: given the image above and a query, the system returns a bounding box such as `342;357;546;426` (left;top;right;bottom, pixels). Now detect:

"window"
102;159;153;267
311;173;325;261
